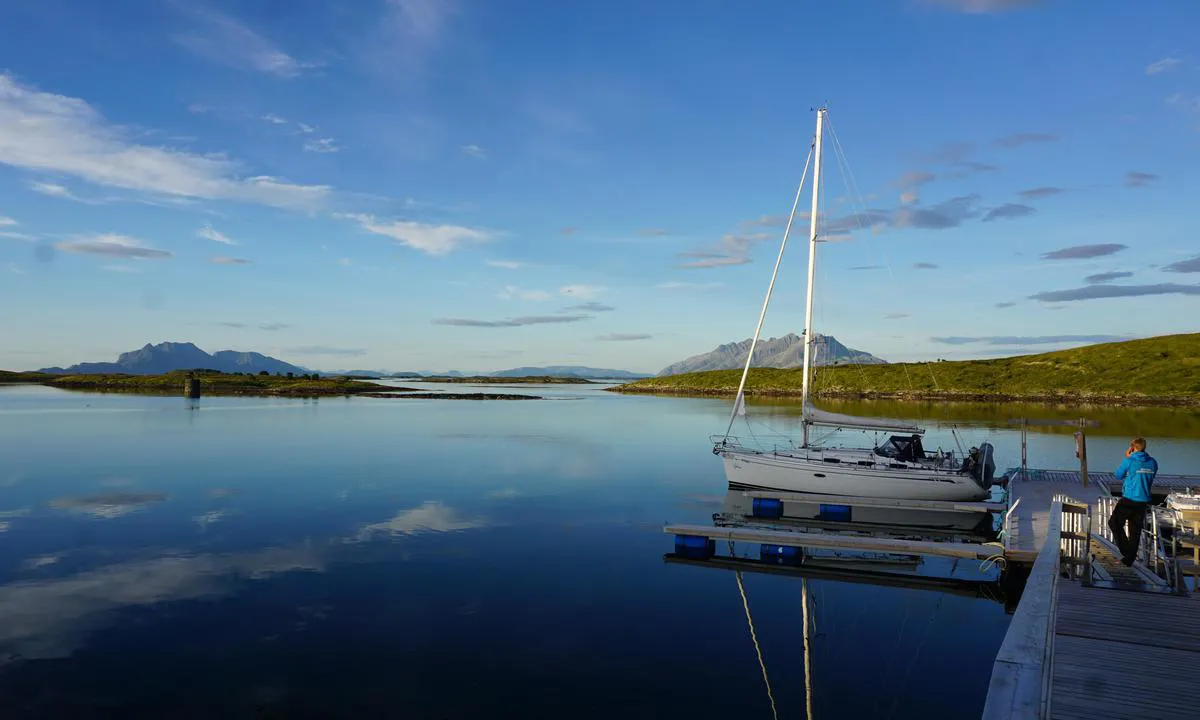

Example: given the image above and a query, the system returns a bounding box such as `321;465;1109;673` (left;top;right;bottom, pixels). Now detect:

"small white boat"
712;108;993;502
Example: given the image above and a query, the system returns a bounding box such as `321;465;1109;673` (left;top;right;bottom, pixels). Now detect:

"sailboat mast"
800;108;825;448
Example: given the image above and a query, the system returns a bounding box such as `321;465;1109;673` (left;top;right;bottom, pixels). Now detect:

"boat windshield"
874;434;927;462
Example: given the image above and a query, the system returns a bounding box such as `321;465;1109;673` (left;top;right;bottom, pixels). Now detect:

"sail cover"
803;402;922;434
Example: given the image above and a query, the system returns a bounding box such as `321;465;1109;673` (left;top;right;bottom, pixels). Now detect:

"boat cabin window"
874;434;926;462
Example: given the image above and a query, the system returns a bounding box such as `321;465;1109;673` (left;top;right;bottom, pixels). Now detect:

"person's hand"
1126;446;1134;458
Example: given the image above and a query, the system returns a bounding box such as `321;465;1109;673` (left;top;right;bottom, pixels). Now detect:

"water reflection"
353;501;487;539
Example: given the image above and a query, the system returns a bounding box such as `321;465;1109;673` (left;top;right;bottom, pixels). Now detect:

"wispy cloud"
597;333;653;341
101;265;141;274
892;194;981;229
461;144;485;159
884;313;909;320
498;285;551;301
0;231;36;241
210;256;251;265
1145;57;1181;75
0;215;15;226
559;284;603;299
1085;271;1133;284
28;181;101;204
373;0;455;73
1030;283;1200;302
6;262;26;275
258;322;290;331
0;74;330;209
922;0;1041;12
995;301;1017;309
432;314;592;327
261;113;289;124
1017;186;1065;200
982;203;1036;222
994;132;1057;148
197;224;236;245
486;259;525;269
741;214;788;229
657;281;724;290
931;335;1126;346
913;262;939;270
343;213;490;255
1164;255;1200;274
172;4;319;78
850;265;883;271
559;226;579;235
1125;171;1158;187
303;137;340;154
678;254;752;269
564;302;615;312
285;346;367;356
637;227;672;237
1041;243;1127;260
55;234;171;259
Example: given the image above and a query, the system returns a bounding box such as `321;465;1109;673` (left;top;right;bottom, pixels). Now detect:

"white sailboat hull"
719;448;990;502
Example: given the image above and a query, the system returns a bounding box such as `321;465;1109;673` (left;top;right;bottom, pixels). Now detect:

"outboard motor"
961;442;996;487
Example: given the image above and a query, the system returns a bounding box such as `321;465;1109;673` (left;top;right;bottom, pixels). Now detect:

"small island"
609;334;1200;407
418;375;594;384
0;369;402;397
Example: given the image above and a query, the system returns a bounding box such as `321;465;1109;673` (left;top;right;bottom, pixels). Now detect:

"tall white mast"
800;108;825;448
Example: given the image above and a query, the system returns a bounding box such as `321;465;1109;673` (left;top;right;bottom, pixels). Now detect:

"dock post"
184;372;201;399
1075;418;1089;488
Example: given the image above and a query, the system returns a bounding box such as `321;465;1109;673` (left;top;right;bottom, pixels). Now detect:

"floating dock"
663;464;1200;719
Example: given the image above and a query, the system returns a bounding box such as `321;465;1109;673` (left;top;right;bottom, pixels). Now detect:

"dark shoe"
1121;556;1135;567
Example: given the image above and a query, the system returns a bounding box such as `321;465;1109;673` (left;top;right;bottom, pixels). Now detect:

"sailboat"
713;108;993;502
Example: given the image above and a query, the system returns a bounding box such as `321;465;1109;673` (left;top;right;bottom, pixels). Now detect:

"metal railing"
1095;495;1183;592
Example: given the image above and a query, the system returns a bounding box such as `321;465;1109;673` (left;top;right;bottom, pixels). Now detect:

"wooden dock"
984;467;1200;720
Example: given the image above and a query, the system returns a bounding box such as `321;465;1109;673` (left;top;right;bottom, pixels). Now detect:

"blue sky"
1;0;1198;373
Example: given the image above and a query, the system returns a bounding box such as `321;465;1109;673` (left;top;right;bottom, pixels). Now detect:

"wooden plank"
739;490;1006;513
662;523;998;560
982;500;1064;720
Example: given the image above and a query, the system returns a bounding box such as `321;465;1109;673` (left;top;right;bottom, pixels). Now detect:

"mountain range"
39;342;308;376
35;343;650;379
657;333;884;376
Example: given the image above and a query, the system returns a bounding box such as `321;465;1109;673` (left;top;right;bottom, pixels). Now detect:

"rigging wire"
825;116;923;399
883;592;948;720
735;571;779;720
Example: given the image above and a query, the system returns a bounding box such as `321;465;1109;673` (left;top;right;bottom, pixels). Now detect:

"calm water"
1;384;1197;719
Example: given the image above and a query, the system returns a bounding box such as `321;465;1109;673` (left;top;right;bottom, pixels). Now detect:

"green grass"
0;369;394;397
611;334;1200;406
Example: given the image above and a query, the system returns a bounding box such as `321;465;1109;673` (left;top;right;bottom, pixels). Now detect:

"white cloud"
197;224;237;245
486;259;525;269
297;122;316;134
6;262;25;275
1145;57;1181;75
0;231;35;242
55;234;172;259
0;73;330;210
210;256;251;265
559;284;603;299
261;113;288;124
172;4;320;78
343;213;490;255
338;257;353;267
461;143;485;159
303;137;340;154
0;214;15;226
498;285;551;301
28;181;89;203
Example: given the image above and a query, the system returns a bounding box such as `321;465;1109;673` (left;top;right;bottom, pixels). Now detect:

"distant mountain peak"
41;342;307;376
657;333;884;376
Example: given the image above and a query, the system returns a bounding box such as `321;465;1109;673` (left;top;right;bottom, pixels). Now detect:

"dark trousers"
1108;497;1148;563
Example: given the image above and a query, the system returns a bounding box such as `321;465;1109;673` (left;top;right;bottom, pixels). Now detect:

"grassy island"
0;369;399;397
419;375;594;384
610;334;1200;407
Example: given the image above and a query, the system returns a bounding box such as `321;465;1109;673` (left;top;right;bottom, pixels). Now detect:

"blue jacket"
1115;451;1158;502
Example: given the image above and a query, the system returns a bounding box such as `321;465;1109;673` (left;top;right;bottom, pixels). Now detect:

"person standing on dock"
1108;437;1159;566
